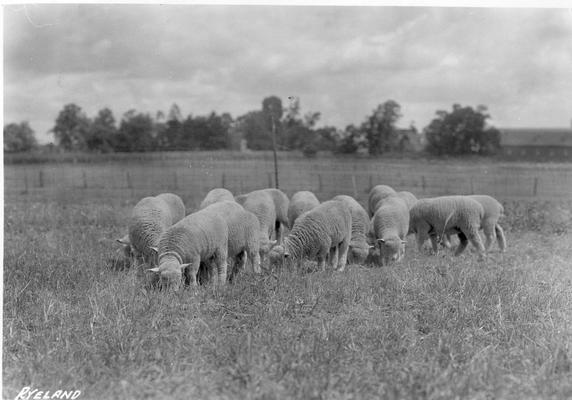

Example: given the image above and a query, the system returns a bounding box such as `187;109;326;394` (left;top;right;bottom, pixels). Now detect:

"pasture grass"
4;199;572;399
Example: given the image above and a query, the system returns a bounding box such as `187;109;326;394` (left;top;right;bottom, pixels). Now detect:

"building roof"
501;128;572;147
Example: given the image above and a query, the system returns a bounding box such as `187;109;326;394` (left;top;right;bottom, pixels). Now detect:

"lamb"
241;190;279;265
199;201;262;280
443;195;506;252
409;196;486;259
371;195;409;266
288;191;320;228
395;191;418;210
235;188;289;243
283;200;352;272
199;188;234;209
116;193;186;266
332;194;372;264
148;208;229;289
368;184;397;216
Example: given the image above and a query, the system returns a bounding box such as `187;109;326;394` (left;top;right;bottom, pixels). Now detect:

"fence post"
421;175;426;193
470;176;474;194
268;172;273;188
221;172;226;188
24;174;29;194
39;171;44;188
82;170;88;189
352;175;358;198
533;177;539;196
126;171;132;189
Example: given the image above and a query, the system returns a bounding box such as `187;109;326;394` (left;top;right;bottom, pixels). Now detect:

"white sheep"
234;188;289;243
332;194;373;264
371;195;409;266
443;195;506;252
200;200;262;281
409;196;486;259
148;208;229;289
199;188;234;209
395;191;418;210
368;184;397;216
116;193;186;266
283;200;352;272
288;191;320;228
241;190;279;265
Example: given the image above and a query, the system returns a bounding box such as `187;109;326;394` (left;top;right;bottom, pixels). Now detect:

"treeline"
4;96;501;157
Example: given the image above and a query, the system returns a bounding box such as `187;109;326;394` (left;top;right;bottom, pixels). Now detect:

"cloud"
4;5;572;144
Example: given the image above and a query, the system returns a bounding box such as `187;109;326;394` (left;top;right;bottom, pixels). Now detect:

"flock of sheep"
116;185;507;289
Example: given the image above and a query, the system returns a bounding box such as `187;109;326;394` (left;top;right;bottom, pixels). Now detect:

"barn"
500;128;572;161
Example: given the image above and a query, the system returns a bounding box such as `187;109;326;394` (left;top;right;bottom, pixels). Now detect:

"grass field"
3;155;572;399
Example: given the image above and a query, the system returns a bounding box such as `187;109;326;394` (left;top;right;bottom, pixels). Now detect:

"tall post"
271;115;279;189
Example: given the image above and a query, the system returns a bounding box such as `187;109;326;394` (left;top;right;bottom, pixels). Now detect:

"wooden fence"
5;157;572;207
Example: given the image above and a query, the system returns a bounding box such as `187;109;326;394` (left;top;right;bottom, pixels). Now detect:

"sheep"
199;188;234;209
368;184;397;216
288;191;320;228
371;195;410;266
332;194;372;264
443;195;506;252
395;191;418;210
148;208;229;289
241;190;279;265
199;200;262;280
116;193;186;266
282;200;352;272
235;188;289;243
409;196;486;259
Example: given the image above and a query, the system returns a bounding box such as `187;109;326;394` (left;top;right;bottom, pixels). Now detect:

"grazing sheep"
371;195;409;266
201;201;262;279
283;200;352;272
116;193;186;266
241;191;279;265
443;195;506;252
199;188;234;209
368;184;397;216
409;196;486;259
395;191;418;210
332;194;372;264
235;188;289;243
288;191;320;228
148;209;229;289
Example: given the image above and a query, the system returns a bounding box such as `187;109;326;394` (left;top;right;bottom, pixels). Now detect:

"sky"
3;4;572;144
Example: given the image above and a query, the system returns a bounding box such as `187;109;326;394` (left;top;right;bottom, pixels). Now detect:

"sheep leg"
248;249;262;274
337;239;350;272
187;260;201;286
482;220;496;251
329;246;339;271
495;224;506;252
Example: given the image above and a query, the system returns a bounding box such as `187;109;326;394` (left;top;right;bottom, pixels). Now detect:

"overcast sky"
4;4;572;144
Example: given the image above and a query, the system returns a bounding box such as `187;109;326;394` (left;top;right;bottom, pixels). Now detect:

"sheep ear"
116;235;130;245
149;247;159;254
180;263;190;271
147;267;160;273
377;238;385;243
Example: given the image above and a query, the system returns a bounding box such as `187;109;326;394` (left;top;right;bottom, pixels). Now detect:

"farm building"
500;128;572;161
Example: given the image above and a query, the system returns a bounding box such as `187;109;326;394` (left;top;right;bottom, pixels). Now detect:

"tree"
117;110;154;152
4;121;38;152
425;104;501;156
86;108;117;152
236;111;272;150
362;100;402;156
52;103;91;151
156;104;184;150
335;124;362;154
